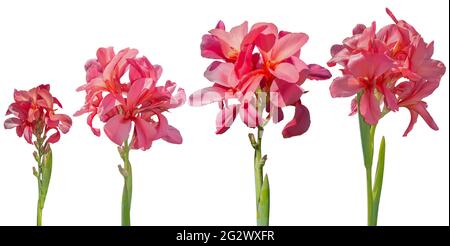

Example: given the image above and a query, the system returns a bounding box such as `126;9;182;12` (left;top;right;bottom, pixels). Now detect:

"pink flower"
4;84;72;145
328;8;446;134
191;21;331;138
75;47;185;150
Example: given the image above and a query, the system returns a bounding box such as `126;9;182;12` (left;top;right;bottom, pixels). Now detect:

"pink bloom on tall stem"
191;21;331;226
328;8;446;135
4;84;72;226
75;47;185;226
328;7;446;226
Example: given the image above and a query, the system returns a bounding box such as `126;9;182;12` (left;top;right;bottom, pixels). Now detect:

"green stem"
251;125;269;226
365;166;375;226
254;126;263;208
119;140;132;226
33;137;52;226
37;198;42;226
357;93;385;226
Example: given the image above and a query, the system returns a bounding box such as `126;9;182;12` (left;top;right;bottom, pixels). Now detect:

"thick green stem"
365;166;375;226
254;126;263;207
251;126;269;226
33;137;52;226
119;141;132;226
357;94;386;226
37;197;42;226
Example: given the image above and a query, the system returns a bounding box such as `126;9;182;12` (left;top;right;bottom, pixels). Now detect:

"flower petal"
201;34;225;59
347;53;393;79
204;61;238;88
4;117;22;129
216;104;239;134
96;47;115;68
189;86;227;106
282;102;311;138
162;125;183;144
270;33;309;62
270;79;302;107
330;75;362;98
271;62;299;83
359;89;381;125
307;64;332;80
239;101;261;128
46;130;61;144
104;115;131;146
131;117;157;150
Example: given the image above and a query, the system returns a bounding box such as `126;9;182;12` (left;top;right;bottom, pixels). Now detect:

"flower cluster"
4;84;72;145
75;47;186;150
328;8;446;136
190;21;331;138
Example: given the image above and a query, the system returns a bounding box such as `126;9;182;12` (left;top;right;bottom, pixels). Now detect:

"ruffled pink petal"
241;24;267;48
347;53;393;79
37;87;54;109
307;64;332;80
270;79;302;107
103;48;138;81
239;101;261;128
414;59;446;83
189;86;227;106
96;47;115;68
349;97;358;116
359;89;381;125
98;93;117;120
46;130;61;144
328;45;350;67
413;101;438;131
330;75;362;98
255;33;277;53
240;74;264;97
169;88;186;108
403;107;418;137
85;60;102;82
290;56;310;84
23;125;33;144
353;24;367;35
271;106;284;123
104;115;131;146
14;90;31;102
235;45;254;78
4;117;22;129
271;62;299;83
53;114;72;134
270;33;309;62
282;102;311;138
378;83;398;111
204;61;239;88
216;104;239;134
131;117;157;150
127;78;145;108
201;34;225;59
162;125;183;144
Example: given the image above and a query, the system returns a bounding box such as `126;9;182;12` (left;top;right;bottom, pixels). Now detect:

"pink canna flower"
192;21;331;138
75;47;185;150
4;84;72;145
328;8;446;135
193;21;331;226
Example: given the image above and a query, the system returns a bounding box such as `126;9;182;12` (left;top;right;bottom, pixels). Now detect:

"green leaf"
373;136;386;211
357;93;375;169
40;148;53;207
257;174;270;226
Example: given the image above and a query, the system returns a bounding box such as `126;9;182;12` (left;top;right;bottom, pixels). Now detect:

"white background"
0;0;448;226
